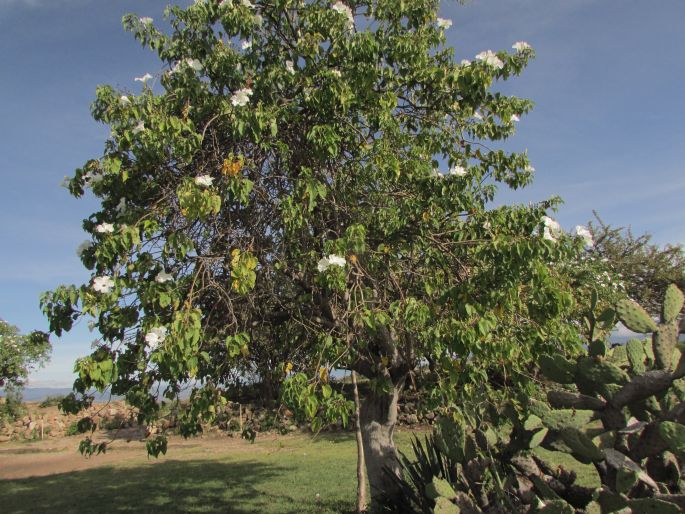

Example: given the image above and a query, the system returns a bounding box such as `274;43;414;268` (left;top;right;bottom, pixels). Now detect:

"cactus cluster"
392;285;685;513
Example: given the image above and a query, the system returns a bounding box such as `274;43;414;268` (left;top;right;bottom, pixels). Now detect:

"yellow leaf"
285;362;293;374
319;367;329;382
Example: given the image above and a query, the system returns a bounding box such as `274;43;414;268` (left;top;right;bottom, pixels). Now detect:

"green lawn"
0;430;599;514
0;431;419;514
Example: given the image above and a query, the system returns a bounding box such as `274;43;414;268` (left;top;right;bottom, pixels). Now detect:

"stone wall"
0;393;434;443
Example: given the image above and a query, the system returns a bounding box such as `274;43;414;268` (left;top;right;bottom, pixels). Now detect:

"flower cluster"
194;175;214;187
145;326;168;349
155;271;174;283
231;88;253;107
317;254;346;272
331;1;354;29
475;50;504;70
541;216;562;242
92;276;115;294
436;18;452;30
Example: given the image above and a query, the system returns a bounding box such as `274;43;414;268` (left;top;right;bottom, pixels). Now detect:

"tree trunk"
352;371;368;513
359;377;406;507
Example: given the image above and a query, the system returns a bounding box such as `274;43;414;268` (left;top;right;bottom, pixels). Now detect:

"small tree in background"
0;319;50;389
589;212;685;318
42;0;593;505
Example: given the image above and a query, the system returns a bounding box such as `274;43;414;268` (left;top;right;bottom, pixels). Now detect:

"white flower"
475;50;504;70
241;0;253;7
483;221;492;230
219;0;233;8
328;255;346;267
119;95;131;106
134;73;154;83
331;69;342;77
93;276;115;294
132;121;145;135
241;40;252;50
139;17;153;25
542;216;562;242
512;41;531;52
574;225;594;248
194;175;214;187
231;87;253;107
186;58;203;71
524;164;535;173
473;111;483;120
460;59;471;66
317;254;346;272
510;114;520;122
285;60;295;74
95;222;115;234
145;326;168;349
83;170;104;187
436;18;452;30
331;1;354;29
155;271;174;283
76;240;92;257
449;165;467;177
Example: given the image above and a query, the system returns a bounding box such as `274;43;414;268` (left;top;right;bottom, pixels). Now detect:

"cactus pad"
653;321;679;370
659;421;685;459
433;496;460;514
539;354;576;384
617;299;658;333
662;284;684;323
626;338;647;373
426;477;457;501
559;427;604;463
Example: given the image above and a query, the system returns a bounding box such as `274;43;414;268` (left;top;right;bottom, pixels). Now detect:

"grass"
0;430;599;514
0;431;416;514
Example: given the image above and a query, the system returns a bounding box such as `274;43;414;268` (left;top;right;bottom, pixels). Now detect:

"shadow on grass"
0;459;354;514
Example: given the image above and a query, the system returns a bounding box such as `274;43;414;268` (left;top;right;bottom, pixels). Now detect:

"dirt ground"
0;431;278;480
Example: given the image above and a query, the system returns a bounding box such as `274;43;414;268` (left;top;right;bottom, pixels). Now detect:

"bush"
39;395;65;408
0;385;26;427
65;421;80;436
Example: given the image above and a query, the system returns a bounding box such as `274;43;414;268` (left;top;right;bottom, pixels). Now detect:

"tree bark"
352;371;368;513
359;377;406;507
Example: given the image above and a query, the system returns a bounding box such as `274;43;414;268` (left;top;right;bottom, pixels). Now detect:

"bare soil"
0;431;277;480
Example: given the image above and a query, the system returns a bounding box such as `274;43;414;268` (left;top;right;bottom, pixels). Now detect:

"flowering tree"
0;319;50;388
43;0;591;505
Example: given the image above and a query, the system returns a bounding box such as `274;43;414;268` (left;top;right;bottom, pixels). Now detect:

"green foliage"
392;285;685;513
0;319;51;388
589;212;685;318
43;7;586;501
0;384;26;427
38;394;66;408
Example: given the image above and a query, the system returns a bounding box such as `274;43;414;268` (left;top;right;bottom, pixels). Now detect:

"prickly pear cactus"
393;286;685;514
616;285;685;371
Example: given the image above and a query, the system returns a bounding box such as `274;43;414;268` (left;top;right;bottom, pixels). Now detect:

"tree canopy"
0;319;50;388
43;0;596;503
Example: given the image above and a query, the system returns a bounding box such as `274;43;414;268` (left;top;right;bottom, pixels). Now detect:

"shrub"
390;285;685;513
0;385;26;427
39;395;66;408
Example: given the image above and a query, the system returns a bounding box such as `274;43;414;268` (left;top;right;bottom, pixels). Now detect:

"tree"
589;212;685;318
0;319;50;388
43;0;589;505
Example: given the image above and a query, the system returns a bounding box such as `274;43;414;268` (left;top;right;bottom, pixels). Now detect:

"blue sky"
1;0;683;387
